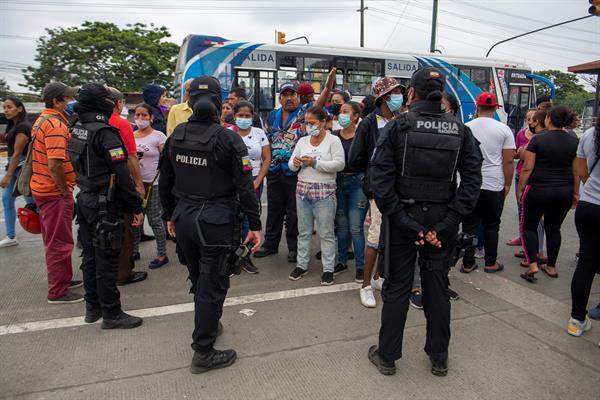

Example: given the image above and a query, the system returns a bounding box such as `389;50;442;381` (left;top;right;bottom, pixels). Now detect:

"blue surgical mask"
236;117;252;130
66;100;76;115
386;94;403;112
338;113;352;128
306;124;321;136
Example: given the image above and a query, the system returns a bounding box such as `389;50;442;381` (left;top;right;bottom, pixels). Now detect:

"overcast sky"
1;0;599;93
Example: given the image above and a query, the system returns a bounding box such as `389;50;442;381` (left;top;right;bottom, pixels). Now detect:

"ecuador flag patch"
109;147;126;162
242;156;252;172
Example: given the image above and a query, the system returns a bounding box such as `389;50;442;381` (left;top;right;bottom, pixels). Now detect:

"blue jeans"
335;173;368;269
296;194;337;273
2;160;34;238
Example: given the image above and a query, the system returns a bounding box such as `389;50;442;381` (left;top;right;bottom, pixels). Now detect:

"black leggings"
571;201;600;321
521;185;571;266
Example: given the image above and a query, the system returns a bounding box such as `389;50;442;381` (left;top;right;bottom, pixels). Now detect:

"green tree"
0;77;12;99
23;22;179;93
533;69;593;113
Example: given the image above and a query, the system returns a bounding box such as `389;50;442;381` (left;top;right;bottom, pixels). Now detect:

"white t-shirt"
466;117;516;191
238;127;269;177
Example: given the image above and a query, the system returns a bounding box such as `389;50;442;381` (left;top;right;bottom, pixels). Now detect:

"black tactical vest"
69;113;123;192
397;111;464;203
170;122;236;202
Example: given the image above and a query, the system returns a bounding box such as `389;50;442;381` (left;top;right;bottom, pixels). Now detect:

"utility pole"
358;0;368;47
430;0;438;53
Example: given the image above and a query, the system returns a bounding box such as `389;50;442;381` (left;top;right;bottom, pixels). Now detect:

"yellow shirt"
166;102;193;136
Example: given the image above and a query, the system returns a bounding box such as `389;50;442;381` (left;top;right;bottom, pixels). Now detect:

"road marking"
0;282;361;336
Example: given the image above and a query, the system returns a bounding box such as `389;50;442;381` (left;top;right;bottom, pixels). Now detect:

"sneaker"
321;272;334;286
333;262;348;276
101;312;143;329
190;349;237;374
474;248;485;259
47;291;84;304
371;277;384;291
360;286;376;308
0;236;18;248
241;258;259;274
447;288;460;301
289;267;308;281
355;269;364;283
368;345;396;375
589;303;600;320
410;290;423;310
69;280;83;290
567;316;592;337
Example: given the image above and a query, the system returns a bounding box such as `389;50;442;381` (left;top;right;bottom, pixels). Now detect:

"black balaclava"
73;83;114;117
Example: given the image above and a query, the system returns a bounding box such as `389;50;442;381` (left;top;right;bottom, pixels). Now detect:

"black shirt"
527;130;579;188
5;119;32;158
332;129;362;174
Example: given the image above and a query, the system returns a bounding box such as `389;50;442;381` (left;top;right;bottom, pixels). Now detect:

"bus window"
346;60;382;96
258;71;275;112
300;57;331;92
457;65;494;93
278;68;297;90
236;70;255;102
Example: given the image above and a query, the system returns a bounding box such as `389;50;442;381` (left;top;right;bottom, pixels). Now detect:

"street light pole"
430;0;439;53
359;0;368;47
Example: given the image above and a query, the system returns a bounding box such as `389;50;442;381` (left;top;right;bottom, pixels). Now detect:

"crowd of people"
1;69;599;346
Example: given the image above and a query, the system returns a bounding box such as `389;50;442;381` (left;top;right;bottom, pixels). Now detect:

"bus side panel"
182;42;260;100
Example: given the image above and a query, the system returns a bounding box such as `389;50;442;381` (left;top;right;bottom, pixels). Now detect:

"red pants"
34;194;75;299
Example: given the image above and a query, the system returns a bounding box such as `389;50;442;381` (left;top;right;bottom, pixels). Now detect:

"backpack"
13;115;63;197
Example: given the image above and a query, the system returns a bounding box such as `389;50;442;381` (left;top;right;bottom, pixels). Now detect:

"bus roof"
183;34;532;71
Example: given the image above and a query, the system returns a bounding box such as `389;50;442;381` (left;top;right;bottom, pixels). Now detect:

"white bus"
174;35;542;131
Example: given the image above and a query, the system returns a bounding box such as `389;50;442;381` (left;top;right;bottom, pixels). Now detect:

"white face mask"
306;124;321;136
135;119;151;130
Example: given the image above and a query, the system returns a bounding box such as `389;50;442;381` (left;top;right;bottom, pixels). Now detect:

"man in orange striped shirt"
31;82;82;304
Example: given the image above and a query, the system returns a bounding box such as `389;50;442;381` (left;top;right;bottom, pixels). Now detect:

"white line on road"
0;282;361;336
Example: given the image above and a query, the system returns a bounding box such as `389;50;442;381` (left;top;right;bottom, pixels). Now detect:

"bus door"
498;69;534;132
234;69;276;116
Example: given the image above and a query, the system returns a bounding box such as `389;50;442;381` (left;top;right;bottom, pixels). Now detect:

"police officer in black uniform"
159;76;262;374
367;67;482;376
70;83;145;329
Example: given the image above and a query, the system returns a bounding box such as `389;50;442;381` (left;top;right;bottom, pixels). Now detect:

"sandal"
506;237;521;246
540;265;558;278
520;271;538;283
514;250;526;259
460;264;478;274
484;263;504;273
520;261;529;268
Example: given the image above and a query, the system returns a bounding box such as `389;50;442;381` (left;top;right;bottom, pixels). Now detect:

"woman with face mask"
331;101;368;282
288;106;345;286
133;104;168;269
0;97;36;248
328;90;351;130
230;101;272;274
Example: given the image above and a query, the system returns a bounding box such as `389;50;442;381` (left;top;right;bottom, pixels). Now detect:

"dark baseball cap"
279;82;298;94
410;67;446;91
106;86;124;101
42;82;79;102
77;83;112;102
189;76;221;97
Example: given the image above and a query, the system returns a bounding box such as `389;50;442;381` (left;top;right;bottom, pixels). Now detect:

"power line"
383;0;412;48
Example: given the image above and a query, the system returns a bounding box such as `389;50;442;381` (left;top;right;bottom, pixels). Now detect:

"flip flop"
514;250;526;259
540;265;558;278
484;263;504;273
460;264;478;274
506;237;522;246
520;261;529;268
520;271;538;283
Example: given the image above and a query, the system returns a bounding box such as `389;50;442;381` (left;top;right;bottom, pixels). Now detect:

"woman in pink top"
133;104;168;269
511;110;546;264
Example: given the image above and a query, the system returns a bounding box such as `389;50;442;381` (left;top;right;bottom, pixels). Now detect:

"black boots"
190;349;237;374
101;312;143;329
368;346;396;376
